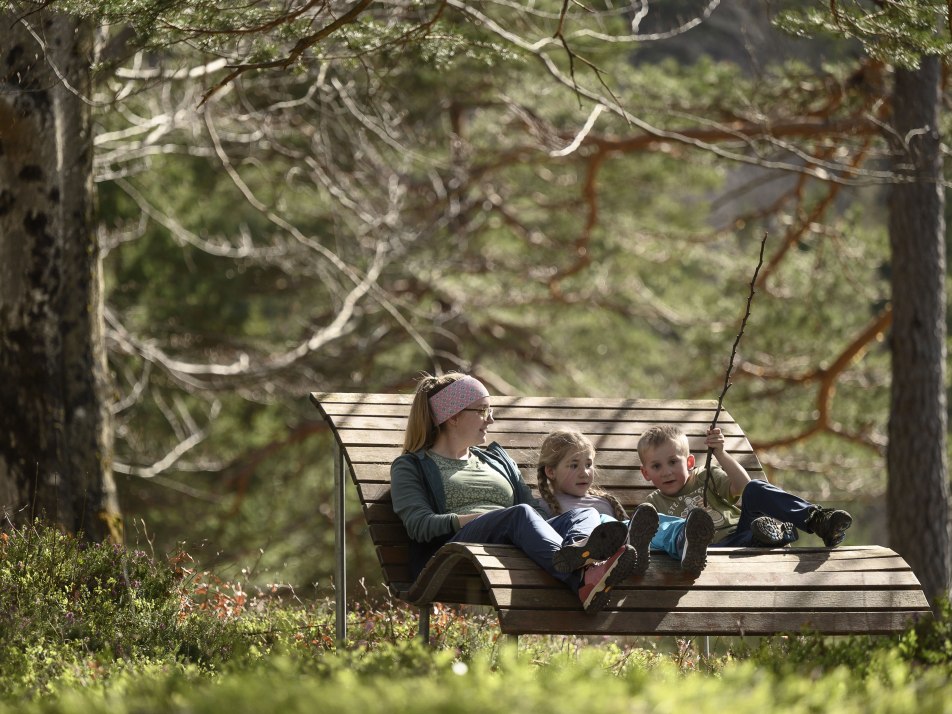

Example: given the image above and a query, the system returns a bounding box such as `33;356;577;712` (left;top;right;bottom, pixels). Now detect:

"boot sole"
681;509;715;573
750;516;792;547
628;505;659;576
818;511;853;547
553;520;628;573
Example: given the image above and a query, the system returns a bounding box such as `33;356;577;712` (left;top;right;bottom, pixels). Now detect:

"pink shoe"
578;545;636;614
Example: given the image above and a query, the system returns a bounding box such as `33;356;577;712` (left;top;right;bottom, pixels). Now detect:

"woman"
390;372;637;614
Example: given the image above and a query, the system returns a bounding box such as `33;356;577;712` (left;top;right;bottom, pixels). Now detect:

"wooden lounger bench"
309;392;933;642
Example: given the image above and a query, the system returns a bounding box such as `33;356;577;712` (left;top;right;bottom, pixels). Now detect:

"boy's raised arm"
705;427;750;498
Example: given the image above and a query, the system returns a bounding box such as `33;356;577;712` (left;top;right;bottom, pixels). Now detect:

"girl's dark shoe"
553;520;628;573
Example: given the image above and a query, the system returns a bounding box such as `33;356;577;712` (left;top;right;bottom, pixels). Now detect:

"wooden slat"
342;445;763;471
368;523;411;542
362;503;403;523
374;544;410;563
349;464;766;490
333;427;752;446
312;392;722;410
496;609;928;636
325;415;749;435
462;548;918;577
482;567;923;590
493;588;931;611
357;481;656;504
405;542;931;623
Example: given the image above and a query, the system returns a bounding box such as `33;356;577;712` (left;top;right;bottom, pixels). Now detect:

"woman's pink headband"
428;376;490;425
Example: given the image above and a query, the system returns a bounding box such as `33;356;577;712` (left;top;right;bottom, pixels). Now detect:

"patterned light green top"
428;450;514;516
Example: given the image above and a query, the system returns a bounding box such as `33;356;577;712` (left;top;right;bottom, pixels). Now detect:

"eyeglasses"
461;406;494;420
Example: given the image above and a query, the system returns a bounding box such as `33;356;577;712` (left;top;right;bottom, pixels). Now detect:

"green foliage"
746;598;952;676
896;597;952;666
776;1;952;68
5;629;952;714
2;523;952;712
0;523;251;698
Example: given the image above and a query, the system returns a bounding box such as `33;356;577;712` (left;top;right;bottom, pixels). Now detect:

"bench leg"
334;442;347;644
418;605;430;644
498;633;518;648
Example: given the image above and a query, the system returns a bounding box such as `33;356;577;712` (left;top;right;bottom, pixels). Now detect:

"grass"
1;522;950;713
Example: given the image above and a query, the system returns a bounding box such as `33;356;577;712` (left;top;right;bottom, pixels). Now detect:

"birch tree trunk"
0;9;121;540
886;57;950;606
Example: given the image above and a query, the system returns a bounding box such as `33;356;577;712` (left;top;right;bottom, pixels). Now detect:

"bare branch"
702;231;769;505
114;399;221;478
747;307;893;453
447;0;918;187
103;247;383;385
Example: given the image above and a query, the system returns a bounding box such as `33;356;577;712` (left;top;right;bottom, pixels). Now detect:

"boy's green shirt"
646;466;741;543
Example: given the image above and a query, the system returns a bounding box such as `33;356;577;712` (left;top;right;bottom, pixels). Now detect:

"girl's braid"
589;485;628;521
536;464;563;515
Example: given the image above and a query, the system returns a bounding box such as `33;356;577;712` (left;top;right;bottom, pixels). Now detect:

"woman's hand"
457;513;483;526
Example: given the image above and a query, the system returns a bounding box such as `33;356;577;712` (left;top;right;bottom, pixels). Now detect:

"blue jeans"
715;479;813;547
450;504;598;588
649;514;687;559
604;513;685;559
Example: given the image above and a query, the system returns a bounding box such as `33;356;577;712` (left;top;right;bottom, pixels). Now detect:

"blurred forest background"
2;0;949;599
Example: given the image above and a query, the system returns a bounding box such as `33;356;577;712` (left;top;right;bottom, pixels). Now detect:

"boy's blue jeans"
611;478;815;558
450;504;597;588
714;479;813;547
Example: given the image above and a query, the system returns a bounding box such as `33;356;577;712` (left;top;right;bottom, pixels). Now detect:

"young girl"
536;430;716;574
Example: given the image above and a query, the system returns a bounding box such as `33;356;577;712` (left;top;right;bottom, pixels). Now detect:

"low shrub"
0;523;251;697
3;521;952;712
746;597;952;676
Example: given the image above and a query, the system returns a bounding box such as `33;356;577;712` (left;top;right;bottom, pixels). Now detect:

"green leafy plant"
0;523;251;697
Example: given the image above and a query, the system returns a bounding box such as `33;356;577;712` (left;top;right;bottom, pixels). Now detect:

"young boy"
637;425;853;548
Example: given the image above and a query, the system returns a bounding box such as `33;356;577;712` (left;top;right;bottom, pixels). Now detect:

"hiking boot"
627;503;659;575
807;507;853;547
680;508;715;573
578;545;637;614
553;520;628;573
750;516;796;547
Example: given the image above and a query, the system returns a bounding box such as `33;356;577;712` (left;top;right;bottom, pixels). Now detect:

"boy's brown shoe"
807;507;852;547
750;516;795;547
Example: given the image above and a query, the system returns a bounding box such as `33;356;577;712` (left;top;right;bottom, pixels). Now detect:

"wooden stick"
703;232;769;506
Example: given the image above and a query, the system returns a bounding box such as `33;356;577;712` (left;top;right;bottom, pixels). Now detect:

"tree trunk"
886;57;950;606
0;10;121;540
